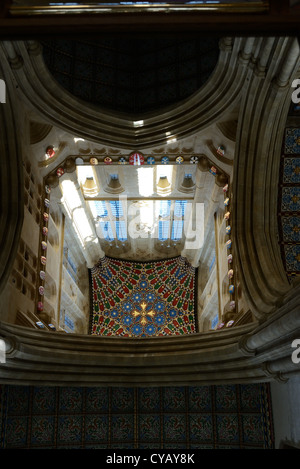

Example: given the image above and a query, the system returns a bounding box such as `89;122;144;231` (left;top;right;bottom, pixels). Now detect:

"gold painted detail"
132;302;156;326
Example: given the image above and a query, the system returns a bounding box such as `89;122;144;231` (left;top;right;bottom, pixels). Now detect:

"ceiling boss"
132;302;156;326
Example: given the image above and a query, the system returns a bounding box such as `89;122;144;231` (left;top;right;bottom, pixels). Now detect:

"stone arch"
233;37;300;319
0;47;24;296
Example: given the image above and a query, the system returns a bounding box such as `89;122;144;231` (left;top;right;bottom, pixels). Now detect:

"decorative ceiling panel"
41;35;220;115
90;256;197;337
278;107;300;279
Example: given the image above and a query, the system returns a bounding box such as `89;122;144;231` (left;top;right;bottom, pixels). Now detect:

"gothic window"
158;200;171;241
91;199;127;242
64;315;75;332
171;200;187;241
158;199;187;242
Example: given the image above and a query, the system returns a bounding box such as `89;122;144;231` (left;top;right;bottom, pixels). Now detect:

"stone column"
276;38;300;87
2;41;23;69
181;160;207;266
54;170;105;268
0;45;24;300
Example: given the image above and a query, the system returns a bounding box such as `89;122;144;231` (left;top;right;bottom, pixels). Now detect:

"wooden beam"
1;15;300;38
269;0;290;14
0;3;300;38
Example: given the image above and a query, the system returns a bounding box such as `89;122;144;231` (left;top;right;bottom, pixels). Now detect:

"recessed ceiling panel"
41;35;220;115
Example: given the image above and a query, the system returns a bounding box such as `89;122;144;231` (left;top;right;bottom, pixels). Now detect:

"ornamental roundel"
129;152;145;165
217;145;225;156
146;156;156;165
46;146;55;158
161;156;169;165
176;156;184;164
56;167;64;177
104;157;113;164
40;270;46;280
90;157;98;165
190;156;198;164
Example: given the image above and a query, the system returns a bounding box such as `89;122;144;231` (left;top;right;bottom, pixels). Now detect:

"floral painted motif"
284;128;300;154
283;157;300;183
278;131;300;276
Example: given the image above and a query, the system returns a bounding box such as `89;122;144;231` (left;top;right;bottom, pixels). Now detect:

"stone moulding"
233;37;300;319
1;287;300;386
0;321;262;386
2;38;249;150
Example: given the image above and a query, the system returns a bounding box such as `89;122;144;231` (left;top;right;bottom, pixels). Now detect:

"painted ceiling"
90;255;197;337
41;35;220;115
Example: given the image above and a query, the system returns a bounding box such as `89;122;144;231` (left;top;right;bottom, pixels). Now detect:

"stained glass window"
99;220;114;241
159;200;171;218
209;254;216;272
91;199;189;243
109;200;123;218
171;200;186;241
93;200;108;218
91;200;127;241
65;315;75;332
115;220;127;241
158;220;170;241
171;220;184;241
211;314;219;329
174;200;187;217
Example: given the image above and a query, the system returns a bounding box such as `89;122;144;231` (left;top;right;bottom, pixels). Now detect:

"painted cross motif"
132;302;155;325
